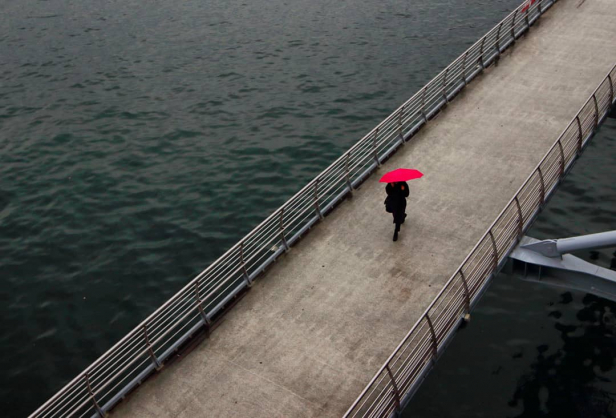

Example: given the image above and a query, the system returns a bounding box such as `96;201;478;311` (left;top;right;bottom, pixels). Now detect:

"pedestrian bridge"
31;0;616;417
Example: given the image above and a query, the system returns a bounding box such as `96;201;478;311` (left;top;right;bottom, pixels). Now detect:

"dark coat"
386;182;409;225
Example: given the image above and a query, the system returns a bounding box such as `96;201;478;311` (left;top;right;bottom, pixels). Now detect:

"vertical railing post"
398;106;405;141
592;94;600;128
514;196;524;239
194;279;211;327
84;373;106;417
314;179;324;220
425;314;438;360
344;153;354;193
459;270;471;314
496;22;503;56
385;365;402;413
575;116;583;153
421;87;428;122
372;128;381;167
279;208;290;251
462;51;468;86
538;0;543;14
537;167;546;205
557;140;565;177
525;4;530;27
240;241;252;286
479;37;486;69
608;74;614;105
488;231;499;273
511;10;518;39
143;325;162;370
442;68;449;103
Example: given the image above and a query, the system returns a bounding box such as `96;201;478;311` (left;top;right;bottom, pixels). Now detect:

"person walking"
385;181;409;242
380;168;423;241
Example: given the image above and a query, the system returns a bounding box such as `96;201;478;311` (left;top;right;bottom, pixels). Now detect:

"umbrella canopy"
379;168;424;183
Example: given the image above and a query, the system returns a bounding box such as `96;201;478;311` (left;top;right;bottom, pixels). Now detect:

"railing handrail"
29;0;561;416
344;61;616;417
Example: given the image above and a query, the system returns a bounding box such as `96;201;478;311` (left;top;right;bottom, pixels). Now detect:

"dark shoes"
394;223;401;242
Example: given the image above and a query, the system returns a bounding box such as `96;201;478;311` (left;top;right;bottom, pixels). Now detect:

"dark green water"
1;0;610;417
404;116;616;418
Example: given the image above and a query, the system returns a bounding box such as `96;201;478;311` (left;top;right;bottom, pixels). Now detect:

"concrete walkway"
112;1;616;416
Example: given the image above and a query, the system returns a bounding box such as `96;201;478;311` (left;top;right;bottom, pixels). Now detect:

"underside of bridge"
111;1;616;416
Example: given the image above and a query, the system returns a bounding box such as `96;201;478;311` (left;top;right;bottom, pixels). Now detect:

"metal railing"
30;0;558;416
343;63;616;418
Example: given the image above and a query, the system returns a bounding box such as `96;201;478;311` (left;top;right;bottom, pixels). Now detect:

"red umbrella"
379;168;423;183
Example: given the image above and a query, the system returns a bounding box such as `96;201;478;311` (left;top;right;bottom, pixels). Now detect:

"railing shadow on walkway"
29;0;562;417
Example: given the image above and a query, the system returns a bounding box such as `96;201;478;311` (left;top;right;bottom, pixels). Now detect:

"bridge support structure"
509;233;616;302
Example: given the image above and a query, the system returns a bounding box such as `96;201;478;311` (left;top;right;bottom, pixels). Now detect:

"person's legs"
393;210;403;241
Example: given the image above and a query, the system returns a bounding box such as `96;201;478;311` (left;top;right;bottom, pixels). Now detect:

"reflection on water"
404;117;616;417
509;293;616;417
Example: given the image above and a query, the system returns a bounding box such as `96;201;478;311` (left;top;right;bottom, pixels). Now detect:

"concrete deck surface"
112;0;616;416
